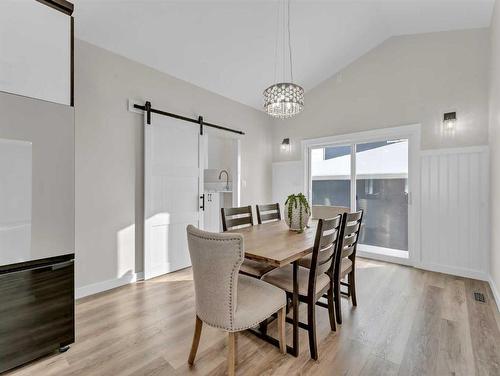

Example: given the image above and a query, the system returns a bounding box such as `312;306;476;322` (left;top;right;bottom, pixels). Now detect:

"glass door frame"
302;124;421;266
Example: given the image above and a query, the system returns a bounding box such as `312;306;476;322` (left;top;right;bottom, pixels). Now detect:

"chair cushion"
233;275;287;331
261;264;331;297
240;259;276;278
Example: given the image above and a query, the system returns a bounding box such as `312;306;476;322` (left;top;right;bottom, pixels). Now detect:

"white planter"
284;202;311;232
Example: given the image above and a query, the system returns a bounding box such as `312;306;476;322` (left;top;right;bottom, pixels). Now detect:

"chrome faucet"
218;170;230;191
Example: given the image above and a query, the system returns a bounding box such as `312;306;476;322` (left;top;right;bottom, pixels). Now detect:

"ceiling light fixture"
264;0;304;119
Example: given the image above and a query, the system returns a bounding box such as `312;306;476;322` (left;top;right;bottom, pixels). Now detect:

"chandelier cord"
282;0;285;83
288;0;293;83
273;1;279;84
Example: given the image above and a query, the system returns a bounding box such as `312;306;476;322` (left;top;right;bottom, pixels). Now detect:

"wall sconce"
281;138;291;152
443;112;457;131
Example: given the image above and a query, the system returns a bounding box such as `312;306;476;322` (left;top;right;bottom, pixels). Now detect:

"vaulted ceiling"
74;0;494;110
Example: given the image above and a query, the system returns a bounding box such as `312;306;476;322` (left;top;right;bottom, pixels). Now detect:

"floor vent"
474;292;486;303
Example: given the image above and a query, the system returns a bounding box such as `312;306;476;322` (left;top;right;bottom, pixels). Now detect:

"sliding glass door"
355;140;409;259
309;133;415;263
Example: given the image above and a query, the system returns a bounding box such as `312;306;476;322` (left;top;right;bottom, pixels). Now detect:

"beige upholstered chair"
186;225;287;375
311;205;349;220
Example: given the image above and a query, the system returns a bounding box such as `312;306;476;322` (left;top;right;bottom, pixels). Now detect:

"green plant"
284;193;310;232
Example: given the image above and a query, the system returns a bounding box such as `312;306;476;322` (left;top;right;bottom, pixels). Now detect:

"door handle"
200;194;205;210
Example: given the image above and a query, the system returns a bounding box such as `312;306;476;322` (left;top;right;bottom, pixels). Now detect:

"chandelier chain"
288;0;293;83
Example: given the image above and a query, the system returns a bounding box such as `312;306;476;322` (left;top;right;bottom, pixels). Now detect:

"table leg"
292;260;299;357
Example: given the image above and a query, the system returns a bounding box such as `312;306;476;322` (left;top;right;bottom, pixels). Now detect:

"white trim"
312;173;408;180
301;124;421;148
76;272;144;300
357;251;414;266
416;262;488;281
489;276;500;312
420;145;488;156
128;98;145;114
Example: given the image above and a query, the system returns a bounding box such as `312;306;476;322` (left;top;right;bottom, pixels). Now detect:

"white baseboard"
357;250;413;267
489;276;500;312
415;262;489;281
76;271;144;300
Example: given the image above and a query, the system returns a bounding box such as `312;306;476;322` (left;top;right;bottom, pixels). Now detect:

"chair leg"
259;319;268;335
188;315;203;365
307;300;318;360
327;285;336;332
277;307;287;354
227;332;236;376
348;269;357;306
334;278;342;325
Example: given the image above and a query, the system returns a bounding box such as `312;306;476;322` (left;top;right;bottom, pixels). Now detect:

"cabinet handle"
200;194;205;210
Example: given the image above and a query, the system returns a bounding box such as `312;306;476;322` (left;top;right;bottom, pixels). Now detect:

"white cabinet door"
144;112;204;280
203;192;220;232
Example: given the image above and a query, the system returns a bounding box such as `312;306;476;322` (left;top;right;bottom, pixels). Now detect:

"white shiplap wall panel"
420;147;489;280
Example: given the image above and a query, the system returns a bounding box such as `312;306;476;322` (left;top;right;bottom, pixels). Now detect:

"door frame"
302;124;421;266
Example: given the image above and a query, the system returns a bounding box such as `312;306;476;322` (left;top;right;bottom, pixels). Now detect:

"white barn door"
144;112;204;280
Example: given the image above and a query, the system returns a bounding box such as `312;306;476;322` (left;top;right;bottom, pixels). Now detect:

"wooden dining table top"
227;220;318;267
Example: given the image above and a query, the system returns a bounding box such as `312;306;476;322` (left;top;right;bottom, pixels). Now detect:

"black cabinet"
0;254;74;373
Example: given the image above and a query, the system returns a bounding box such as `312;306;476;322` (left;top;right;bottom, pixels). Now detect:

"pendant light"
264;0;304;119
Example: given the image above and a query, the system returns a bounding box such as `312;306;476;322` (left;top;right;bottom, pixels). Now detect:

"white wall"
75;40;273;296
489;1;500;308
420;147;489;280
272;29;489;162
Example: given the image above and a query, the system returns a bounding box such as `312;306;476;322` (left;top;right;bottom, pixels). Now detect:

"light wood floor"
6;258;500;376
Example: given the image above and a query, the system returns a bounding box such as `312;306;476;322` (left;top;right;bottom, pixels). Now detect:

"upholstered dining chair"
333;210;363;324
221;206;275;278
256;203;281;224
186;225;287;376
311;205;349;220
262;216;343;360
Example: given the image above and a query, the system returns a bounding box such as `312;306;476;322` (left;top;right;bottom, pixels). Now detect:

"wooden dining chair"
256;203;281;224
333;210;363;325
186;225;287;376
221;205;254;231
221;205;275;278
262;216;343;360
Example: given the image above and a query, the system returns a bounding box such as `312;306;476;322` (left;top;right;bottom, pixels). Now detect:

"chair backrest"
307;215;343;298
334;210;364;277
186;225;244;330
221;205;254;231
256;203;281;224
311;205;350;220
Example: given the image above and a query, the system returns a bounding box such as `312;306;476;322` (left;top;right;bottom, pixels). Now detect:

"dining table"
227;219;318;357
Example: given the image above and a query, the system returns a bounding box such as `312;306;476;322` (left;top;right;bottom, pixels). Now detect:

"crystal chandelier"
264;0;304;119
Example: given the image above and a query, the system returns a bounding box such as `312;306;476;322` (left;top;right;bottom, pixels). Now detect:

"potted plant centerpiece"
284;193;311;232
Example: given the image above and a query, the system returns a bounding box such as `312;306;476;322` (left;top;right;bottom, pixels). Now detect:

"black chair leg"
334;279;342;325
307;301;318;360
259;320;268;335
348;270;357;306
327;286;336;331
